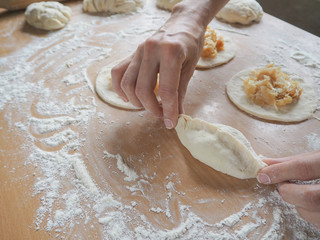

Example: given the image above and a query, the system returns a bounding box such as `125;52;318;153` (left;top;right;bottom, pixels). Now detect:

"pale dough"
95;62;143;110
156;0;182;11
83;0;144;13
196;35;236;69
25;2;72;31
216;0;263;25
175;114;267;179
226;68;318;122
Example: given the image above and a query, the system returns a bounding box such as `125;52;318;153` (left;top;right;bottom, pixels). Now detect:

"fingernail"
164;119;173;129
121;97;128;102
257;173;271;184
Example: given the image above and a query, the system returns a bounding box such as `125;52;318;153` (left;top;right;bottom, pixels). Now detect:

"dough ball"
156;0;182;11
226;67;318;122
25;2;72;31
216;0;263;25
83;0;144;13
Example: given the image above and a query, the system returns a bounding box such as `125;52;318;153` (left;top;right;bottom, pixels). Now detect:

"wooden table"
1;1;320;239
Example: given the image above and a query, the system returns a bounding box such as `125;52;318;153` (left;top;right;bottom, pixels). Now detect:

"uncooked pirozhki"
226;68;318;122
95;62;143;110
196;36;236;69
175;114;266;179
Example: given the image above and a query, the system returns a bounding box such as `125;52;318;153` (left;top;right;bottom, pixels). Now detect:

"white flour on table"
1;1;320;239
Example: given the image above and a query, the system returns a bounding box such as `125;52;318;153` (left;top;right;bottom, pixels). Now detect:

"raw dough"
175;114;266;179
216;0;263;25
25;2;72;31
156;0;182;11
226;68;318;122
83;0;144;13
96;62;143;110
196;35;236;69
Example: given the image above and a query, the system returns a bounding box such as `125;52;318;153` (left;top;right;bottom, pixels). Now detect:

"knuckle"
159;87;178;101
144;38;159;52
296;160;313;179
120;77;134;92
303;189;320;210
111;66;120;79
162;40;185;58
135;86;149;100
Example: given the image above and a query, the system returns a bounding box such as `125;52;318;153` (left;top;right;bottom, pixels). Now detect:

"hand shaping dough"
196;35;236;69
175;114;266;179
96;62;143;110
156;0;182;11
226;67;318;122
25;2;72;31
83;0;144;13
216;0;263;25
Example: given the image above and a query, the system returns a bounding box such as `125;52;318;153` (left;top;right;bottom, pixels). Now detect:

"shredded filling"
201;26;224;58
243;64;303;109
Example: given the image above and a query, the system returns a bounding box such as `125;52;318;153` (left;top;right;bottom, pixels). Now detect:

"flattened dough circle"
175;114;266;179
226;68;318;122
196;36;236;69
95;62;143;110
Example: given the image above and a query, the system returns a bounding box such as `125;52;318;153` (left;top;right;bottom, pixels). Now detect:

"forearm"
172;0;229;29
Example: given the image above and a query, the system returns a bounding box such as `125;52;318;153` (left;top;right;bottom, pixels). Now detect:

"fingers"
120;46;144;107
111;56;132;102
277;182;320;211
159;41;185;129
257;151;320;184
296;207;320;230
135;38;163;117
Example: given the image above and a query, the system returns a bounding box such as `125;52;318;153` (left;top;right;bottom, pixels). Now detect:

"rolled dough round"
226;68;318;122
95;62;143;110
196;36;236;69
216;0;263;25
25;2;72;31
175;114;266;179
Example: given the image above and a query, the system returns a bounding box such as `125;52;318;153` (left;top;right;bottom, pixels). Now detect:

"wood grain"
0;1;319;239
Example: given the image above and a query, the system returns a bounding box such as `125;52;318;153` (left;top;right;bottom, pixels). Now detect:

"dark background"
257;0;320;37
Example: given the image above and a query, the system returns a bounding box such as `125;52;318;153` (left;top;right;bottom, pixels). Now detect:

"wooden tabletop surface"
1;1;320;239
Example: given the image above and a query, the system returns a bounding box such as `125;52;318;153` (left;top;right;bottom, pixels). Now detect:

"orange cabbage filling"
201;26;224;58
243;64;303;109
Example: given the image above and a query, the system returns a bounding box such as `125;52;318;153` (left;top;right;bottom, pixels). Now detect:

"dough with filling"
226;67;318;122
95;62;143;110
83;0;144;13
196;35;236;69
156;0;182;11
25;1;72;30
175;114;267;179
216;0;263;25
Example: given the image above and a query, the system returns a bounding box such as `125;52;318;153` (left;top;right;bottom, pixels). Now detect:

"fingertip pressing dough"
96;62;143;110
226;66;318;122
175;114;267;179
83;0;144;13
216;0;263;25
156;0;182;11
196;28;236;69
25;2;72;31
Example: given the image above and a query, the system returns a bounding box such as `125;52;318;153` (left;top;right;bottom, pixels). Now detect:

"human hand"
111;0;228;129
257;150;320;229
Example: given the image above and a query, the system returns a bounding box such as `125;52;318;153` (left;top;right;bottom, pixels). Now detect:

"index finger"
257;151;320;184
159;42;185;129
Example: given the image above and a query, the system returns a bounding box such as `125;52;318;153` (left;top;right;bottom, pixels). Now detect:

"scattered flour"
1;1;320;239
305;133;320;151
103;151;139;181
